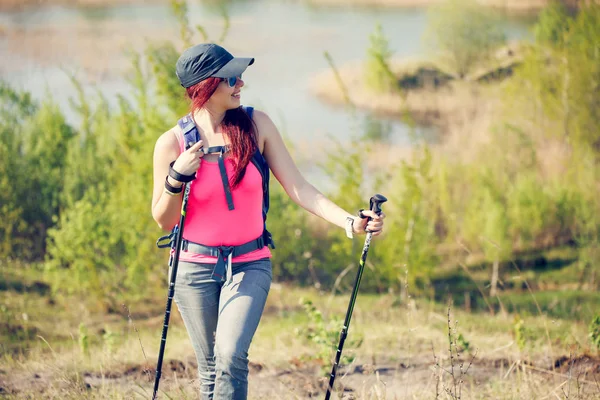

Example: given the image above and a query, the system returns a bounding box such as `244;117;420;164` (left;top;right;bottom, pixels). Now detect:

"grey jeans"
170;258;272;400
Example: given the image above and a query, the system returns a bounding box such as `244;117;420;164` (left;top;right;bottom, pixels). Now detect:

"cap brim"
213;57;254;78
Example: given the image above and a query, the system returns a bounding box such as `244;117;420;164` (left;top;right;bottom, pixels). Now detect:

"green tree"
364;23;397;93
377;145;439;294
0;84;74;260
503;3;600;287
0;84;36;258
424;0;506;78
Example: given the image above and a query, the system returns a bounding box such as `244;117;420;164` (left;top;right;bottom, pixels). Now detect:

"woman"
151;43;385;400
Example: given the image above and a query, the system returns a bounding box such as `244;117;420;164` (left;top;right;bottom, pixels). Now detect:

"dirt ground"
2;352;599;399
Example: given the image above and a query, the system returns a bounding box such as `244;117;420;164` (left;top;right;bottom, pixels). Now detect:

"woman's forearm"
286;180;353;230
152;178;184;231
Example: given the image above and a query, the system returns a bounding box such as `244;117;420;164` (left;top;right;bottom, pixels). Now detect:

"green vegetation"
1;2;599;397
590;315;600;351
0;1;597;314
424;0;507;78
1;4;599;394
364;22;397;93
295;298;361;375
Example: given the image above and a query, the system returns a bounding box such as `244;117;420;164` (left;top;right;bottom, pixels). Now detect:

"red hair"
185;78;257;188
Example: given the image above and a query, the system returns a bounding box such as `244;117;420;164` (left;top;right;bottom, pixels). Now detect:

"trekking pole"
324;194;387;400
152;180;194;400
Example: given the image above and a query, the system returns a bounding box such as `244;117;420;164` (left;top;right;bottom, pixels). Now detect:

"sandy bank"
310;43;522;131
305;0;554;13
2;0;586;13
310;58;479;129
0;0;169;12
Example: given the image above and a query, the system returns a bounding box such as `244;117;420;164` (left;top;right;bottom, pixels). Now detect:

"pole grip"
369;194;387;216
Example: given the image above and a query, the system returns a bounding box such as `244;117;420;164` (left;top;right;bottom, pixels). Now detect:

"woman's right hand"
171;140;204;177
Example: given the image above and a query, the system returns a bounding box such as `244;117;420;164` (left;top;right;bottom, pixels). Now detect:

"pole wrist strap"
169;161;195;183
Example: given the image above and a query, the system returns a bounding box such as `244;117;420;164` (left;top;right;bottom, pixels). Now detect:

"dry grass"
2;282;599;399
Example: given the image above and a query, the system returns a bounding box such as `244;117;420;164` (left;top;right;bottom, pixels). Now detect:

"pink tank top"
174;129;272;264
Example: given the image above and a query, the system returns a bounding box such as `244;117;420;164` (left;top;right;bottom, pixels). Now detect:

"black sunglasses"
222;75;242;88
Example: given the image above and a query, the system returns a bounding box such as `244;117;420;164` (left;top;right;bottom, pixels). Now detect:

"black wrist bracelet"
164;176;183;194
168;161;195;183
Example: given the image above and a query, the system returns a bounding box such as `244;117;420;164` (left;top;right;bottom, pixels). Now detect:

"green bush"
0;84;33;258
378;145;439;293
0;84;75;260
295;298;361;374
589;315;600;351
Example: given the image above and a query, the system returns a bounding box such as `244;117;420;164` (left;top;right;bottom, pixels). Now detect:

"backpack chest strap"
200;145;230;155
197;144;235;211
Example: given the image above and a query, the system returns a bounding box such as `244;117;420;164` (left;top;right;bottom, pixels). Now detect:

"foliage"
268;180;322;283
0;84;36;258
295;298;361;374
0;84;74;260
102;327;118;356
375;145;439;293
519;2;600;149
362;114;393;143
513;316;528;351
78;323;89;358
424;0;506;78
319;136;368;285
589;315;600;351
0;2;599;308
364;23;397;93
501;2;600;273
513;315;541;354
456;333;470;353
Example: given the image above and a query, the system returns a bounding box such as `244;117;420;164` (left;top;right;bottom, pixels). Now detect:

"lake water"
0;0;535;148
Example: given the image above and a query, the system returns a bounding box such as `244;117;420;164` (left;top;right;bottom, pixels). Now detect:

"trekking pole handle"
369;194;387;217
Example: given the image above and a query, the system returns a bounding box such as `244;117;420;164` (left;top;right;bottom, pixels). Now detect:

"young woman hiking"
151;43;385;400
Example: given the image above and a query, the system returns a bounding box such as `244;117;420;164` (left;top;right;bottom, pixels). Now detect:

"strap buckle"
219;246;235;258
156;226;178;249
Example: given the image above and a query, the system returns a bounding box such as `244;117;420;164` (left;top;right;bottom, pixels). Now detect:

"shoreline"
310;44;523;131
309;58;478;129
0;0;169;12
1;0;561;13
305;0;554;13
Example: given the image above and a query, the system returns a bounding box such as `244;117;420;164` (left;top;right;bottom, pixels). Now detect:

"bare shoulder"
154;125;181;159
252;109;280;141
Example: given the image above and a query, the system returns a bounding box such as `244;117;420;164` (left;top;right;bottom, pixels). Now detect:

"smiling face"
207;76;244;112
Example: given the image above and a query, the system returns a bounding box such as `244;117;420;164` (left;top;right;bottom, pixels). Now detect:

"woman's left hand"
353;210;386;236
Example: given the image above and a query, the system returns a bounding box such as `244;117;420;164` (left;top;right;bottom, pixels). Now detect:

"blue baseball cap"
175;43;255;88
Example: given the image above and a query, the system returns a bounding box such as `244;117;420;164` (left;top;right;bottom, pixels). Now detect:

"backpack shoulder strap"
243;105;254;120
177;114;200;150
243;105;261;159
243;105;274;249
245;105;266;178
